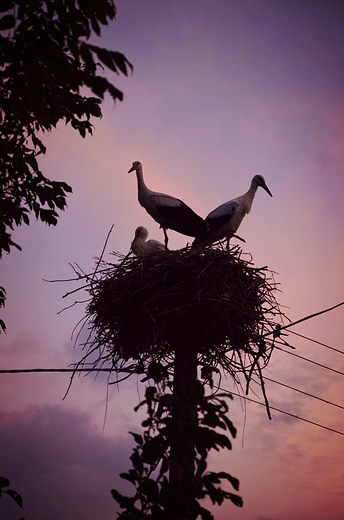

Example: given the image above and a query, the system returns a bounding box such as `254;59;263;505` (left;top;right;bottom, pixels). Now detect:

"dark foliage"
0;286;6;332
0;476;24;519
111;381;243;520
0;0;132;259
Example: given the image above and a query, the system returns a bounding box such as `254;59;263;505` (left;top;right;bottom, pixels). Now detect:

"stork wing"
206;201;238;233
156;198;208;238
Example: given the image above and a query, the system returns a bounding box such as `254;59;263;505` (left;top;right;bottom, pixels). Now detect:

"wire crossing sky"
1;303;344;435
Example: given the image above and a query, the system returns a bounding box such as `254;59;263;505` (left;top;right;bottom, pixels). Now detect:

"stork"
193;175;272;249
128;161;208;248
131;226;167;257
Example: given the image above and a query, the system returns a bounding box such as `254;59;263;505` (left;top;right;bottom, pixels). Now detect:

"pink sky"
1;1;344;519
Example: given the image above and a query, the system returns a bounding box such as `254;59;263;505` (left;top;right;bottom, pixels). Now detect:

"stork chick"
131;226;167;257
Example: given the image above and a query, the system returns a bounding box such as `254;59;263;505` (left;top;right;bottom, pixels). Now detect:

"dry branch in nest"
74;243;284;399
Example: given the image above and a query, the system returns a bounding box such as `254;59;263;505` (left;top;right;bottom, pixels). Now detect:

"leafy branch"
0;476;24;519
111;379;242;520
0;0;132;258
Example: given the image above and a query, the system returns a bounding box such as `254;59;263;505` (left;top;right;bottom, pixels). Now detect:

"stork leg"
163;228;169;249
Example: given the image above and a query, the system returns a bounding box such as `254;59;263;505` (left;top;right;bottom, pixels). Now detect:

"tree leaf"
5;488;23;508
0;319;7;333
38;208;58;226
222;415;237;438
0;1;14;13
119;470;138;485
112;51;133;76
211;471;240;491
139;478;159;500
226;492;243;508
0;14;15;30
129;432;143;446
0;477;10;488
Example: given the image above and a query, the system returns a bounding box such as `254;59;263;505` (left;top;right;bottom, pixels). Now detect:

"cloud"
0;405;135;520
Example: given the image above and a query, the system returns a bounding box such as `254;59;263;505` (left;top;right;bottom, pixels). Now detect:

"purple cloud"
0;405;134;520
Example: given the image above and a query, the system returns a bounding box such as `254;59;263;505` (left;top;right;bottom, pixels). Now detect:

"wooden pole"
169;342;198;504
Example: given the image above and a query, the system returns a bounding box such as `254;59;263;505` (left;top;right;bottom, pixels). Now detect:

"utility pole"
169;342;198;516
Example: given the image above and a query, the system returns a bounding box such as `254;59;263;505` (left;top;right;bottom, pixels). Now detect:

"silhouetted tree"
0;0;132;329
111;381;242;520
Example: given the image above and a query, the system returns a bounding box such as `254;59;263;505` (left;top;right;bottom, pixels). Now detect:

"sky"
1;0;344;518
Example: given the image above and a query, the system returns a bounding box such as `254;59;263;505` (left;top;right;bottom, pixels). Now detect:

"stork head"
134;226;148;240
128;161;142;173
252;175;273;197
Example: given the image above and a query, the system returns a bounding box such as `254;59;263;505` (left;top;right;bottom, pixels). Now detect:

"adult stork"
193;175;272;249
128;161;208;248
131;226;167;257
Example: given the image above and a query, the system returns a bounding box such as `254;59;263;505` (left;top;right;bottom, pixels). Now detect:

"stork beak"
128;165;135;173
263;184;273;197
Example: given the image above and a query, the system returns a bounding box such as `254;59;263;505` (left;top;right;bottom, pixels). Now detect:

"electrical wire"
263;376;344;411
263;300;344;339
222;389;344;437
1;366;344;436
3;367;344;410
1;302;344;437
288;329;344;355
275;344;344;377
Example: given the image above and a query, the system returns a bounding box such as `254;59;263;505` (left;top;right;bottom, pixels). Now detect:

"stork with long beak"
128;161;208;248
193;175;272;249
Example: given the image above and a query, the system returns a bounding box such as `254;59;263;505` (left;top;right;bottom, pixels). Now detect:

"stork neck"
134;167;150;207
244;183;258;213
136;166;145;186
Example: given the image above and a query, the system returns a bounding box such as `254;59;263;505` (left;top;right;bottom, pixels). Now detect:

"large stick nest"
77;244;284;385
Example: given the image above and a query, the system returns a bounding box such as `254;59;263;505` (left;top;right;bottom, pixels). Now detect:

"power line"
1;299;343;441
288;330;344;355
226;389;344;437
3;301;343;376
270;300;344;336
275;345;344;377
2;367;344;435
3;367;344;410
1;303;344;435
263;376;344;411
